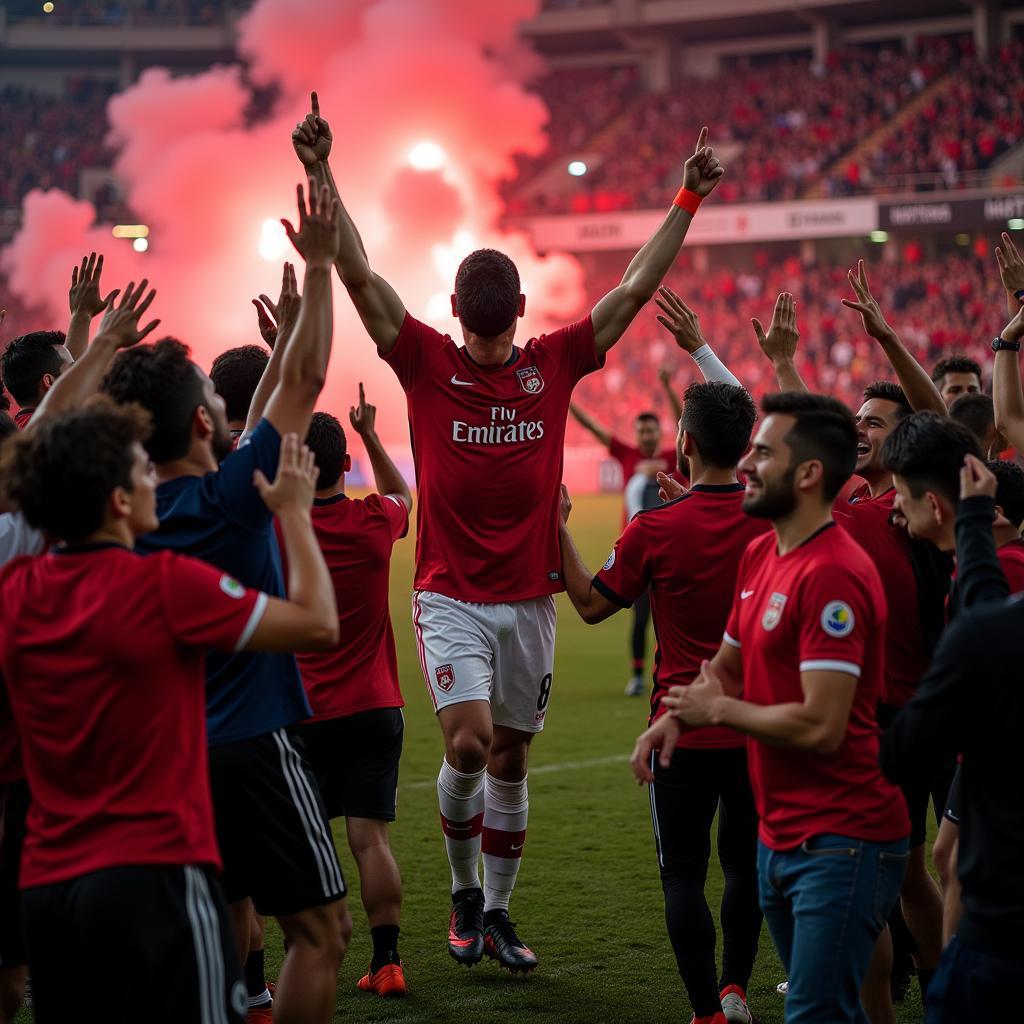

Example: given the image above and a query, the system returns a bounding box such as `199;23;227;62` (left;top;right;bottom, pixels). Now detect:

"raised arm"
30;281;158;426
658;367;684;422
753;292;807;392
841;259;944;414
243;262;300;438
348;383;412;512
655;286;741;387
591;127;724;356
261;181;339;439
991;303;1024;451
557;486;621;625
569;403;612;448
66;252;117;361
246;434;339;651
996;231;1024;321
293;92;406;354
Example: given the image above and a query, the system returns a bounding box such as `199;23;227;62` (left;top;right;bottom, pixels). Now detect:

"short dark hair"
635;411;659;426
681;382;756;469
761;391;857;500
102;338;206;463
989;459;1024;528
304;412;347;490
209;345;269;423
453;249;520;338
862;380;912;419
881;412;983;504
949;392;996;444
0;396;151;542
1;330;66;406
932;356;982;386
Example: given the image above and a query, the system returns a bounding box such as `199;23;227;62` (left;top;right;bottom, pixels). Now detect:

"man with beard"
101;182;352;1024
636;392;910;1024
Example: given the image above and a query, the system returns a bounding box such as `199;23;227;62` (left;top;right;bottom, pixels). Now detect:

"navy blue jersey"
136;418;311;745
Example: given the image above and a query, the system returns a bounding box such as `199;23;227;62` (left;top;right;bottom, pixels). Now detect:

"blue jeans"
925;935;1024;1022
758;834;909;1023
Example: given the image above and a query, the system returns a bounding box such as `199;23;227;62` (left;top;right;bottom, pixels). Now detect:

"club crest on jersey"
435;663;455;693
516;365;544;395
821;601;855;637
762;592;788;631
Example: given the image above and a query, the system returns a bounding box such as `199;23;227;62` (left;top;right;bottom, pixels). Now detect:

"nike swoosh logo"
450;375;476;386
510;842;525;851
741;590;755;599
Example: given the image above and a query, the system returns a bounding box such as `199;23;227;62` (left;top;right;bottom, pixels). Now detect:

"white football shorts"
412;590;557;733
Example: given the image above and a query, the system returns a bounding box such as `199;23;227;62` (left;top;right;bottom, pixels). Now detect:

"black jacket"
881;495;1024;956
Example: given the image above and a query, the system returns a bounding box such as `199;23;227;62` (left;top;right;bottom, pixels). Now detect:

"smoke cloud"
0;0;585;446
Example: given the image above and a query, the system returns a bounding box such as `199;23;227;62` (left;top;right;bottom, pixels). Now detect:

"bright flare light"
132;237;149;253
42;2;55;12
408;141;446;171
258;218;289;262
1009;218;1024;231
567;160;587;177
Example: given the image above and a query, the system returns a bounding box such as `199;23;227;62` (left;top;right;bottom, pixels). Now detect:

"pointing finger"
311;91;320;118
695;126;708;152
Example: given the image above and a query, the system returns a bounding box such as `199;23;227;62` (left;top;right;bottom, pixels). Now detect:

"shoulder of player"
797;531;884;601
632;491;696;522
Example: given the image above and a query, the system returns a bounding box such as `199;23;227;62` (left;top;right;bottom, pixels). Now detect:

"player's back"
284;493;408;721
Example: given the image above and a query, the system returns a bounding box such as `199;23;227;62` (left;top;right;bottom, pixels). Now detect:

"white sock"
437;758;485;893
482;773;529;913
248;987;272;1009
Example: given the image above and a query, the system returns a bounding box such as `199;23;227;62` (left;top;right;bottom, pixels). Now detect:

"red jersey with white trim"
837;483;928;708
383;313;602;602
0;544;264;887
725;524;909;850
594;484;770;749
277;493;408;721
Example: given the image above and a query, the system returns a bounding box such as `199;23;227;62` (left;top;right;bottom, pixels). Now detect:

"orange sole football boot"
357;962;408;998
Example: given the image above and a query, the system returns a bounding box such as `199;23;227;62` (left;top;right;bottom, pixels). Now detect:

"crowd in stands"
567;245;1004;441
3;0;245;25
510;35;1023;213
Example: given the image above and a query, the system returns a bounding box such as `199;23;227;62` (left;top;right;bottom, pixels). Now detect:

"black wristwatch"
992;336;1021;352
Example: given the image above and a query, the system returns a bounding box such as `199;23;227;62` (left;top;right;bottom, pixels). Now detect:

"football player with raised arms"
292;91;724;972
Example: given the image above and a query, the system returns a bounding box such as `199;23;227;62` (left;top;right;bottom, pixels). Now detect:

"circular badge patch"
219;574;246;599
602;550;616;572
821;601;854;637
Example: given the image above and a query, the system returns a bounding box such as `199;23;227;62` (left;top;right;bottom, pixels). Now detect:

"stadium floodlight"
42;1;54;12
112;224;149;239
870;231;888;244
1009;218;1024;231
132;237;149;253
408;141;446;171
258;218;288;262
567;160;587;177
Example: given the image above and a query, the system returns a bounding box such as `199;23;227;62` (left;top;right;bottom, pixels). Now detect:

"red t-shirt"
725;524;910;850
595;484;770;749
836;484;929;709
278;493;408;721
13;408;33;430
383;313;602;602
997;538;1024;593
0;544;265;887
607;438;679;484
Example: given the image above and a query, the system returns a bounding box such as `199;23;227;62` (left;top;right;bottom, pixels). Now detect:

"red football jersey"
837;484;929;708
13;408;32;430
997;537;1024;593
0;544;265;887
595;484;770;749
608;439;679;485
383;313;602;602
278;493;408;721
725;524;910;850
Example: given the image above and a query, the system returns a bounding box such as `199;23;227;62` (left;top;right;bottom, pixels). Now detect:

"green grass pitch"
18;493;930;1022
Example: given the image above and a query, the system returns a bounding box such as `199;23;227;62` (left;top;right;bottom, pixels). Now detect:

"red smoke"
0;0;584;450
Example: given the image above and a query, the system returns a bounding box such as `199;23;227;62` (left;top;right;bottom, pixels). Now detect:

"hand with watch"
993;303;1024;353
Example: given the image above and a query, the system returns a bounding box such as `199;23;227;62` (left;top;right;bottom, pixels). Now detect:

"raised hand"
655;286;708;353
282;179;341;265
252;262;299;350
292;91;333;168
348;382;377;437
253;433;318;515
69;252;117;319
752;292;799;363
682;127;725;198
841;260;895;342
996;232;1024;304
657;366;672;388
97;280;159;348
1000;302;1024;345
960;453;997;502
657;472;687;502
